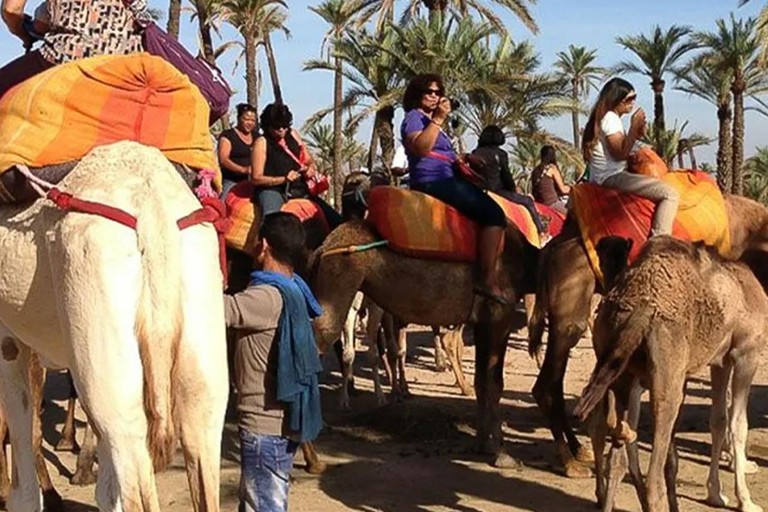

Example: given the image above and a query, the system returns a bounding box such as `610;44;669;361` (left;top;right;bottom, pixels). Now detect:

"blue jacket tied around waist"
250;270;324;442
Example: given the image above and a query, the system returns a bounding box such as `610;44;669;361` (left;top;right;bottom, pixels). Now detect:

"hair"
259;212;306;267
402;73;445;112
582;77;635;162
477;125;505;148
540;145;557;166
260;103;294;133
236;103;257;119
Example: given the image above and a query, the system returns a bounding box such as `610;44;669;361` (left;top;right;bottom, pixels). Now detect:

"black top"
220;128;254;182
259;132;307;195
531;164;559;206
471;146;515;193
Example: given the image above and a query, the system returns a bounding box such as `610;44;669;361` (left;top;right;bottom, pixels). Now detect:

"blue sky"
1;0;766;166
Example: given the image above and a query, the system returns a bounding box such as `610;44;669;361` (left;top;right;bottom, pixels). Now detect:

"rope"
14;164;56;198
320;240;389;258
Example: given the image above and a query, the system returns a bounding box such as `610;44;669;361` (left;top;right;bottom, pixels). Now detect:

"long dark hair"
540;145;557;166
402;73;445;112
582;78;635;161
477;125;505;148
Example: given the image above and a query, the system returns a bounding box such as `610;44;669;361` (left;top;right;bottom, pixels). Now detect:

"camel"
311;219;539;466
0;141;229;511
574;236;768;512
528;194;768;477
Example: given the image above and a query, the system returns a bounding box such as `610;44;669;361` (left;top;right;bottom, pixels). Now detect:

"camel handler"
0;0;144;100
224;212;324;512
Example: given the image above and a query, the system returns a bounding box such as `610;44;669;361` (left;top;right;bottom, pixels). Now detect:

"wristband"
431;119;444;127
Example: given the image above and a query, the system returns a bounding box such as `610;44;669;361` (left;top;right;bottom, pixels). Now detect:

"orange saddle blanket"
366;187;544;262
571;170;731;283
0;53;219;202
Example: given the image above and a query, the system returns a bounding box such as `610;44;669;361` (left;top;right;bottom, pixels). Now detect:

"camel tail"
527;248;549;360
573;309;652;422
134;190;183;472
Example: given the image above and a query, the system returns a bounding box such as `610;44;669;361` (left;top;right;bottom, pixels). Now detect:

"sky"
1;0;766;166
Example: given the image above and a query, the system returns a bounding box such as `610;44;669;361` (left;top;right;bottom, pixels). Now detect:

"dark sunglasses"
423;88;442;96
624;94;637;102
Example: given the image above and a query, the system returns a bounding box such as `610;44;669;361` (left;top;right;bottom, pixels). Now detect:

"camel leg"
29;358;63;512
55;371;79;452
395;326;410;398
443;326;472;396
626;381;649;512
300;442;327;475
729;354;761;512
0;334;43;511
432;326;448;373
707;363;732;508
586;396;608;508
71;421;98;486
365;305;387;406
337;336;356;411
0;396;10;507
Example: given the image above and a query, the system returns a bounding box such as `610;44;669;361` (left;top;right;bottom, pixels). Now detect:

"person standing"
224;213;324;512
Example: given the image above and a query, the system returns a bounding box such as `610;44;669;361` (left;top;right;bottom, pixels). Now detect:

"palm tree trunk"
194;1;216;66
716;98;733;192
379;106;396;171
731;88;745;195
332;52;344;208
652;79;665;150
264;33;283;105
571;81;580;148
367;114;380;171
167;0;181;39
244;34;259;117
688;147;697;169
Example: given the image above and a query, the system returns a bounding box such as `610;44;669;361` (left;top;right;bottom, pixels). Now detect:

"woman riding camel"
251;102;342;228
582;77;679;236
401;73;507;304
0;0;144;100
531;145;570;215
472;125;548;240
219;103;257;197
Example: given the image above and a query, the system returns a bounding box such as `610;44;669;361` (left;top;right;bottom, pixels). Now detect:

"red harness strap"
46;188;229;283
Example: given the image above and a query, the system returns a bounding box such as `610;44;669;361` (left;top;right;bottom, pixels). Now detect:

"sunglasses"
423;88;442;96
624;94;637;102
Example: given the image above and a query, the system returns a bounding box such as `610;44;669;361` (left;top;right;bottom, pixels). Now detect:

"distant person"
401;73;507;304
582;77;679;236
218;103;256;197
472;125;548;238
0;0;144;99
224;213;323;512
531;145;571;215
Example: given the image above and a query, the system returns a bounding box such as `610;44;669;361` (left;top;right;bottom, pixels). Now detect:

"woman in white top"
582;78;679;236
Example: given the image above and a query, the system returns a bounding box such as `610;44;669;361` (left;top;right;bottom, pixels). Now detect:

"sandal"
473;286;510;305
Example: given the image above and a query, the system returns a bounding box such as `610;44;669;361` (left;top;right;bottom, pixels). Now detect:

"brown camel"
311;219;539;466
574;236;768;512
528;194;768;477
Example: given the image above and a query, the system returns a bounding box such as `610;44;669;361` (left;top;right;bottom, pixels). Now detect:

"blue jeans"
256;188;286;217
239;430;298;512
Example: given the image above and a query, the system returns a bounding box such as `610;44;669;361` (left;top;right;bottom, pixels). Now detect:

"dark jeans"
255;188;343;230
412;177;506;227
239;430;298;512
497;190;547;234
0;50;54;101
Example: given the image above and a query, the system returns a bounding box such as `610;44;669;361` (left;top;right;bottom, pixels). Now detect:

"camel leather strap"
46;188;229;283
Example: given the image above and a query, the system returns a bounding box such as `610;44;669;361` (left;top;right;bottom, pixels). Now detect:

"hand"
433;97;452;124
286;170;301;182
304;166;317;179
630;108;647;136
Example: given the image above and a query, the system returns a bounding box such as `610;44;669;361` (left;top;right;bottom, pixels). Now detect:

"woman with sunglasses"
251;103;341;227
401;73;507;304
582;77;679;236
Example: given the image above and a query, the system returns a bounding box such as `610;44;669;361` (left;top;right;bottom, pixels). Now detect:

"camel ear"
596;236;632;290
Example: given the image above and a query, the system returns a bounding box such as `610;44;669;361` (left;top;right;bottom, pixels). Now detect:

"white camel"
0;141;229;512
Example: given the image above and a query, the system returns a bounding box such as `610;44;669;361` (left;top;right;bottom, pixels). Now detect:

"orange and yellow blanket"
367;187;545;262
0;53;218;202
571;170;730;284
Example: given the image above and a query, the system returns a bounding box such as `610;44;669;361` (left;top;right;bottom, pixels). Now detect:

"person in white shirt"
582;78;679;236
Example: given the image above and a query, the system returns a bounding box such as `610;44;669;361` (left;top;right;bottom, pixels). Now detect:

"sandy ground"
36;311;768;512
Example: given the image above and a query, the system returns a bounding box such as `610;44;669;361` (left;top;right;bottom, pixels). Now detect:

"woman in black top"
471;125;547;237
251;103;341;227
218;103;257;197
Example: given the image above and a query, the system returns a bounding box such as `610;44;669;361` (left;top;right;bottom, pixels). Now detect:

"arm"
498;151;515;192
404;99;451;158
291;129;318;178
550;165;571;195
250;137;296;187
217;136;250;176
224;288;281;331
2;0;31;45
603;110;646;162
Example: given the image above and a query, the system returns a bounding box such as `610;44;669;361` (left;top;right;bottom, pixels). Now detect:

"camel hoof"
493;453;523;470
564;459;593;479
435;361;449;373
43;488;64;512
731;459;760;475
575;445;595;463
739;502;763;512
305;461;328;475
55;438;78;453
706;493;729;508
459;385;475;398
71;469;98;486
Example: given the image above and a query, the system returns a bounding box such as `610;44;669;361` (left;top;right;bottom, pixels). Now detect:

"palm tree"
674;61;734;190
310;0;368;207
744;147;768;205
303;122;368;177
355;0;538;36
641;121;713;167
695;15;762;195
615;25;697;148
739;0;768;64
168;0;182;39
553;45;605;148
220;0;288;115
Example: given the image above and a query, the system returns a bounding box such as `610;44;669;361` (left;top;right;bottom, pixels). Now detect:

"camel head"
596;236;633;291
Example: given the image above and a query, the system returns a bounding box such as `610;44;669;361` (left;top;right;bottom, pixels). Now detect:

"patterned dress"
40;0;145;64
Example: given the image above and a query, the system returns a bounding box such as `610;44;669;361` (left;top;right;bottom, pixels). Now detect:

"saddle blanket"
571;170;730;283
0;53;218;202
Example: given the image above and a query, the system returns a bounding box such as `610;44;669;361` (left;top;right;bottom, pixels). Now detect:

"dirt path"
38;321;768;511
